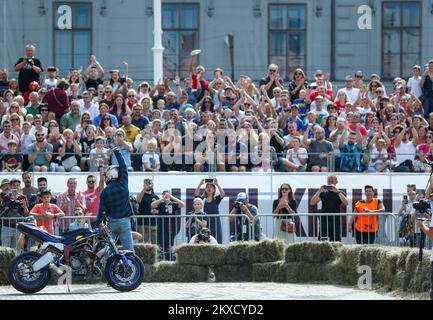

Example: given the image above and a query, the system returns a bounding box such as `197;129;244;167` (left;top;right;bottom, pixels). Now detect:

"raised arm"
113;148;128;185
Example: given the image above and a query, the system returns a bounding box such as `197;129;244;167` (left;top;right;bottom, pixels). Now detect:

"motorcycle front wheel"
8;252;51;294
104;253;144;292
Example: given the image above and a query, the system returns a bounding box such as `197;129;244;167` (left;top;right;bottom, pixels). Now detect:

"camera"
233;201;244;210
26;58;34;66
205;178;214;183
196;233;209;243
412;199;431;214
324;185;332;191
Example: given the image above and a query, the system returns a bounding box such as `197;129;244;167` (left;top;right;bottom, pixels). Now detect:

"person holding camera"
194;178;225;243
14;44;43;96
151;190;185;260
398;188;418;247
0;179;30;248
189;228;218;244
416;214;433;300
186;198;208;242
136;178;159;244
229;192;262;241
310;175;348;241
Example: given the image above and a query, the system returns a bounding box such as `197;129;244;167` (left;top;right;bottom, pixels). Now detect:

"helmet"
105;165;119;183
28;81;40;91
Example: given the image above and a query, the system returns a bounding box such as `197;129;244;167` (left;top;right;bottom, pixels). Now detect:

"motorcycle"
7;222;145;294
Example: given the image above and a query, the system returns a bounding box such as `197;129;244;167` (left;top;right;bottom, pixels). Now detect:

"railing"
7;151;422;174
1;212;431;261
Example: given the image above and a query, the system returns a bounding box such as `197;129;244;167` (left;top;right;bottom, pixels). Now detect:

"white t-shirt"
340;88;360;104
142;152;160;171
79;101;99;120
189;234;218;244
369;145;388;166
407;76;422;98
43;78;58;91
395;141;416;166
286;148;308;166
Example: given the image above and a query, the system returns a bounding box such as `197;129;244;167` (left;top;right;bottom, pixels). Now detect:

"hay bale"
145;262;209;282
173;244;227;266
252;261;285;282
134;244;158;265
407;252;432;293
214;265;253;282
338;245;362;269
285;242;339;264
251;240;285;263
224;242;252;265
224;240;285;265
0;268;9;286
396;249;412;272
0;247;16;268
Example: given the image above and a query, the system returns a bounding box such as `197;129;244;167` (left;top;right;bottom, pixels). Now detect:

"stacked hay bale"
253;241;341;283
0;247;16;285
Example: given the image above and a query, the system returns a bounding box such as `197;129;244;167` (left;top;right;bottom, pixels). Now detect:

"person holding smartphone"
310;175;349;242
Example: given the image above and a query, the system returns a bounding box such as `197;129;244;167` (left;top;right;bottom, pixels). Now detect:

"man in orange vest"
348;185;385;244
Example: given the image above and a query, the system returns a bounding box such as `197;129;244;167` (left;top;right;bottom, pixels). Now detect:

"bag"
62;156;78;171
280;219;296;234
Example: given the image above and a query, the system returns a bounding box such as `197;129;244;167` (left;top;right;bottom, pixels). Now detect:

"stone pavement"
0;282;398;300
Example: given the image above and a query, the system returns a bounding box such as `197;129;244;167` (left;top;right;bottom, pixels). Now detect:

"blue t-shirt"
27;143;54;166
131;115;150;130
293;99;308;117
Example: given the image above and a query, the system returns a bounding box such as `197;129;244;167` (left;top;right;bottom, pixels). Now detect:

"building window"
268;4;306;80
382;1;421;79
162;3;199;78
54;2;92;76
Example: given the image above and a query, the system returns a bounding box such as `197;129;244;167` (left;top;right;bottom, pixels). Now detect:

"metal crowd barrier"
0;214;255;261
1;212;430;261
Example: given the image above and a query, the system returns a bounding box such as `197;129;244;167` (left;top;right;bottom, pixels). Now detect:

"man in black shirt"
259;64;284;99
84;55;104;90
310;175;349;241
14;44;43;94
0;69;9;97
136;178;159;244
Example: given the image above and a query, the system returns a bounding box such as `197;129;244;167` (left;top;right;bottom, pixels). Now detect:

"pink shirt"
82;187;101;218
348;123;368;137
0;132;20;153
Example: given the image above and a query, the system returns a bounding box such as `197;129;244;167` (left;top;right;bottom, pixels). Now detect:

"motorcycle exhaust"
49;263;65;276
32;252;56;272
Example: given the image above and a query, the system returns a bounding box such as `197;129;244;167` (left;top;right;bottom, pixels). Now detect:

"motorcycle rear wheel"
8;252;51;294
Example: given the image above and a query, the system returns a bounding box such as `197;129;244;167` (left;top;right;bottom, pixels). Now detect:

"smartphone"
205;179;214;183
403;195;408;204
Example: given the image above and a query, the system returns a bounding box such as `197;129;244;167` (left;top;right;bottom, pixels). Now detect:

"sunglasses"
171;114;178;116
36;134;45;137
281;188;290;191
128;95;135;98
105;91;112;93
355;75;363;78
269;69;277;73
116;133;124;137
40;109;48;112
87;180;96;184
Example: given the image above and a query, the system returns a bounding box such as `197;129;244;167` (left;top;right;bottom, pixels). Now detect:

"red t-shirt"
348;123;368;137
82;187;101;219
192;74;209;90
31;203;63;235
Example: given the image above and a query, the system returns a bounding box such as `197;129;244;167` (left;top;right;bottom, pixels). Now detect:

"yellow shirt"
121;125;140;143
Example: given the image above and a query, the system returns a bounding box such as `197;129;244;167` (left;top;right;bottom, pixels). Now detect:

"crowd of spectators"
1;44;433;173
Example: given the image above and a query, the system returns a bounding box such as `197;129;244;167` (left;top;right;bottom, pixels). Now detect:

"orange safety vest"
354;199;380;232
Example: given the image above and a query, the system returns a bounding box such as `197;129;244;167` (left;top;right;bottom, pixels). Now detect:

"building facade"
1;0;432;84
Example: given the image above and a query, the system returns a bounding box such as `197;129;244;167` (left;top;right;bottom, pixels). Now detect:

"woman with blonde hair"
54;128;81;172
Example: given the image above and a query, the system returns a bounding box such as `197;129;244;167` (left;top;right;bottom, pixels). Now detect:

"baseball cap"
162;190;171;194
9;178;21;184
236;192;248;202
291;104;299;109
1;178;10;186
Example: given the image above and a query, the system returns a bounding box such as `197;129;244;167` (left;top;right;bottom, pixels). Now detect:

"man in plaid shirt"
57;177;86;232
96;147;134;251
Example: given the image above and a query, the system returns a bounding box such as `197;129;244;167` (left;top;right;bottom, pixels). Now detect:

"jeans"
422;96;433;119
109;217;134;252
1;226;18;249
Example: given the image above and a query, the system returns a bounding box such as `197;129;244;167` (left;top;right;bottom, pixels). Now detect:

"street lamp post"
152;0;164;86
